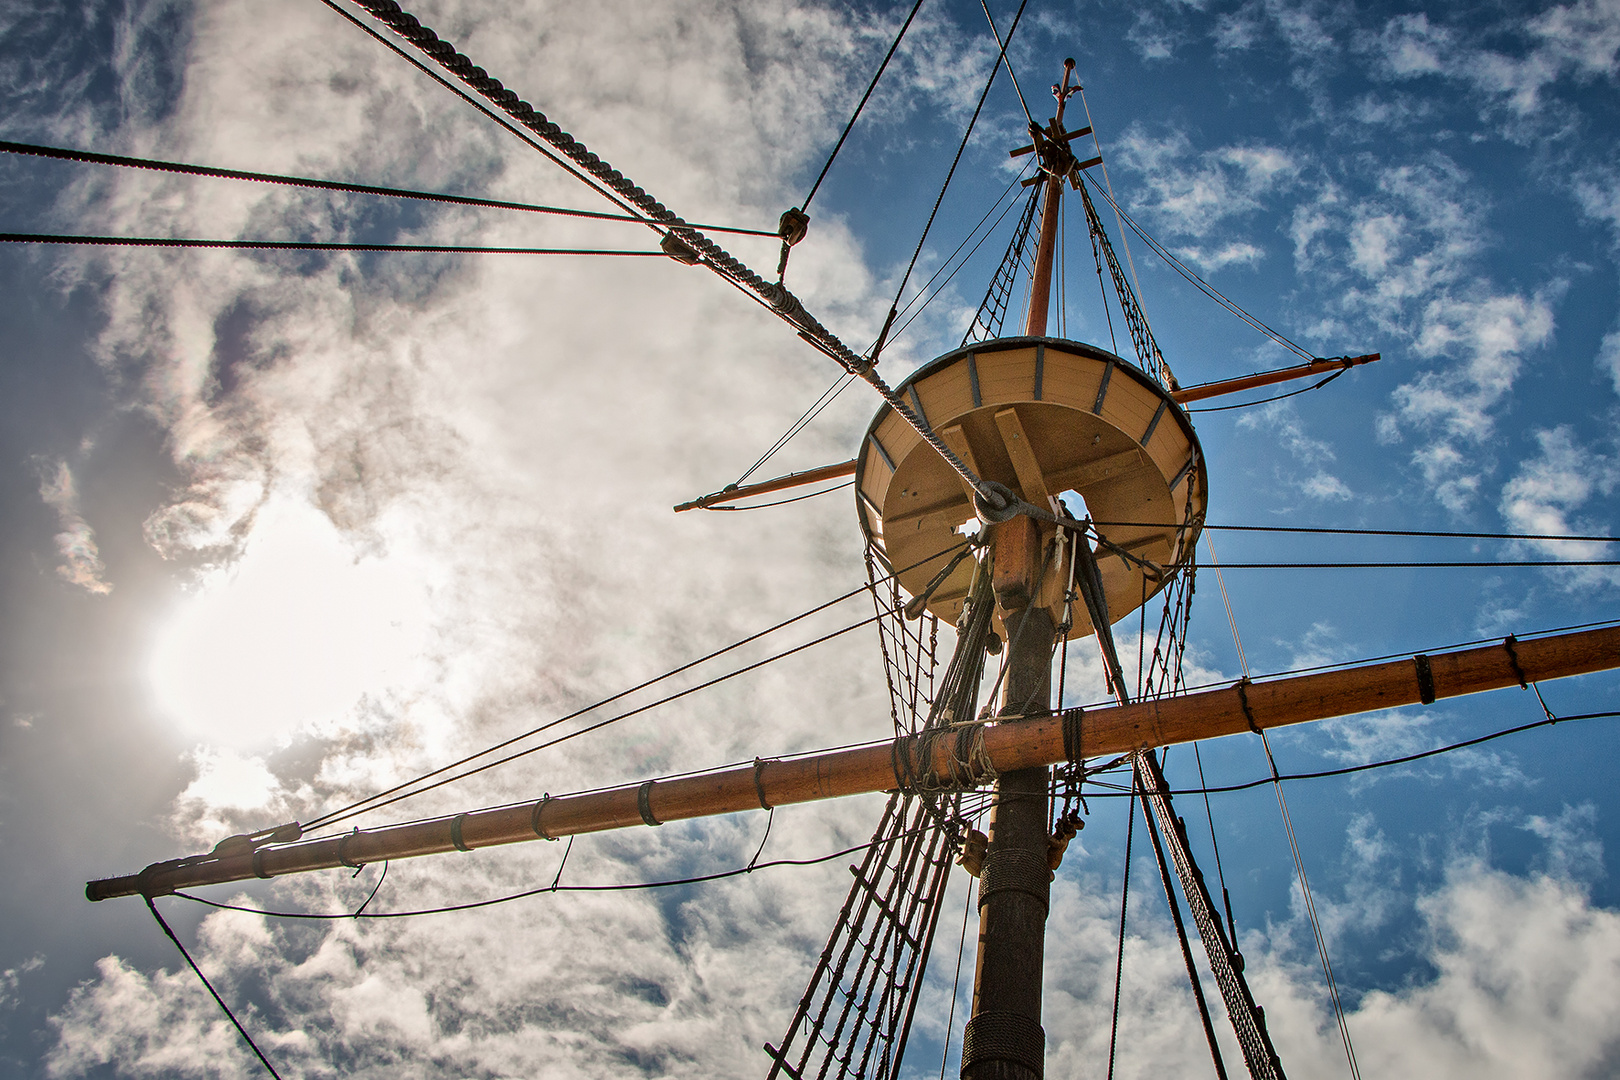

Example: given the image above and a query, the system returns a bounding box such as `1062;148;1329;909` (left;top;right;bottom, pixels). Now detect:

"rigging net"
962;185;1042;346
767;553;998;1079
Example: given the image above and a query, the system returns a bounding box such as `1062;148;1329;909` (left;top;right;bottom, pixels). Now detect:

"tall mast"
961;60;1081;1080
1022;59;1076;338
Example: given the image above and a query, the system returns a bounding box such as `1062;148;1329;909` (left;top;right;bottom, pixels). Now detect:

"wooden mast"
960;58;1079;1080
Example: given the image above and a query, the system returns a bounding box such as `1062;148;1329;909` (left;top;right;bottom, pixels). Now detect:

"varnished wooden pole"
963;517;1055;1080
86;625;1620;901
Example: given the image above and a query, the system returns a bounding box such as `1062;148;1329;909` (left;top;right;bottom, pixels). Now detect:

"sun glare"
149;498;431;746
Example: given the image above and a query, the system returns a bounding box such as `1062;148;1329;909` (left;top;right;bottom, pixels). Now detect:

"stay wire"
313;607;889;830
0;234;665;256
874;0;1032;359
1186;370;1344;412
894;167;1027;326
938;873;975;1080
979;0;1034;129
145;897;284;1080
801;0;929;212
175;824;946;920
704;479;855;511
0;138;773;237
733;370;857;488
1191;742;1235;938
1208;537;1360;1080
1081;174;1313;361
302;582;877;830
1105;768;1135;1080
303;539;970;831
889;169;1034;343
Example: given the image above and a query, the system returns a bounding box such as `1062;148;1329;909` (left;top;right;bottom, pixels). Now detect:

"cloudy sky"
3;0;1619;1077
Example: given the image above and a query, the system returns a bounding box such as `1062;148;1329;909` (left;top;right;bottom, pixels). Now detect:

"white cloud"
1599;326;1620;395
1116;128;1299;240
1292;161;1555;512
1364;0;1620;116
36;459;112;595
1498;425;1620;586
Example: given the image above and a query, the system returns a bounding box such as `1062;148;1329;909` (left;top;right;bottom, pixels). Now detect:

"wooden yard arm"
1169;353;1380;405
88;623;1618;902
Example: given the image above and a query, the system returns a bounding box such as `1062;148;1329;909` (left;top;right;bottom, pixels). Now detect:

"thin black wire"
301;577;883;830
892;167;1027;327
876;0;1031;356
1093;522;1620;544
937;873;975;1080
314;609;888;830
1185;370;1344;412
173;826;942;920
979;0;1034;129
733;371;856;488
0;139;774;237
145;897;284;1079
890;170;1035;344
1105;771;1134;1080
1197;559;1620;569
705;479;855;511
801;0;929;211
303;538;972;831
1191;743;1234;937
1081;173;1313;361
351;860;388;917
0;233;662;256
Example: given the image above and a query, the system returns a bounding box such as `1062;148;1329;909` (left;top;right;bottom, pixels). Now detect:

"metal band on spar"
86;624;1620;901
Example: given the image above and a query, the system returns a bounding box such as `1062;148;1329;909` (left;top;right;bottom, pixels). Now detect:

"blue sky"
2;1;1619;1077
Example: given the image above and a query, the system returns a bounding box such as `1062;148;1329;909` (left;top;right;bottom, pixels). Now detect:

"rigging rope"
0;233;663;255
1105;773;1135;1080
1082;174;1315;361
301;539;969;832
800;0;928;213
341;0;994;503
312;608;888;830
870;0;1032;361
1207;535;1361;1080
0;138;773;236
146;898;284;1079
978;0;1034;129
171;816;983;920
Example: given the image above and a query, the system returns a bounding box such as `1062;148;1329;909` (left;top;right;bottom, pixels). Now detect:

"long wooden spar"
672;353;1381;512
87;624;1618;902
